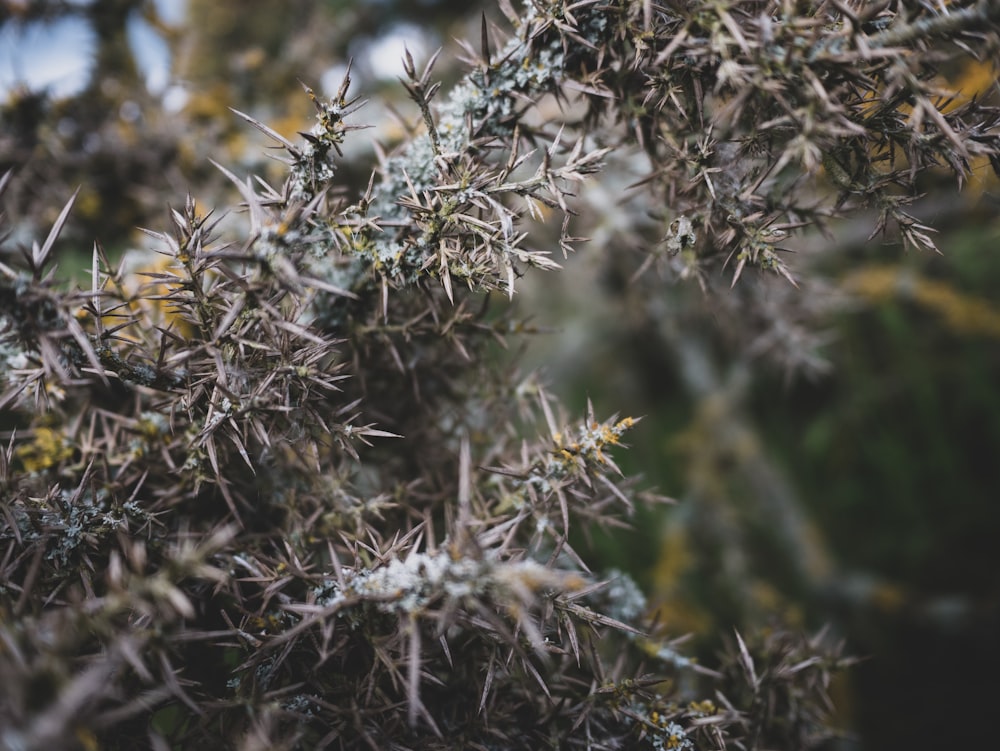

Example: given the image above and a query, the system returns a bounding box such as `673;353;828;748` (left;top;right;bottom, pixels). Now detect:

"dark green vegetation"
2;1;999;748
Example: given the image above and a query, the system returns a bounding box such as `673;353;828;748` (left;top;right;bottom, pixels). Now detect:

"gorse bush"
2;1;998;748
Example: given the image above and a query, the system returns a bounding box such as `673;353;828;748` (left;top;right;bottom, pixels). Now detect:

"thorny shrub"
2;1;998;749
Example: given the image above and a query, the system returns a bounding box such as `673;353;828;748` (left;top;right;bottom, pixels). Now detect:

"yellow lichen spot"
939;59;998;113
648;526;714;635
687;699;717;716
107;250;198;341
15;427;74;473
74;727;99;751
75;186;102;221
870;582;906;613
912;276;1000;338
843;265;1000;339
137;418;163;442
265;613;283;631
183;83;233;124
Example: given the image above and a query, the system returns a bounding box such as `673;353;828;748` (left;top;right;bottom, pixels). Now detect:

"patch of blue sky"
0;0;184;99
0;16;94;97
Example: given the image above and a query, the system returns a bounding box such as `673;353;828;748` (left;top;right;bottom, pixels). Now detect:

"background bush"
2;1;999;749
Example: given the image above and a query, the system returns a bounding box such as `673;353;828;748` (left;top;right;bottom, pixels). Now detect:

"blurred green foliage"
3;2;1000;748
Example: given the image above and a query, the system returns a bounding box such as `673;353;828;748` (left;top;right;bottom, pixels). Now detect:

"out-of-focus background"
3;2;999;748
